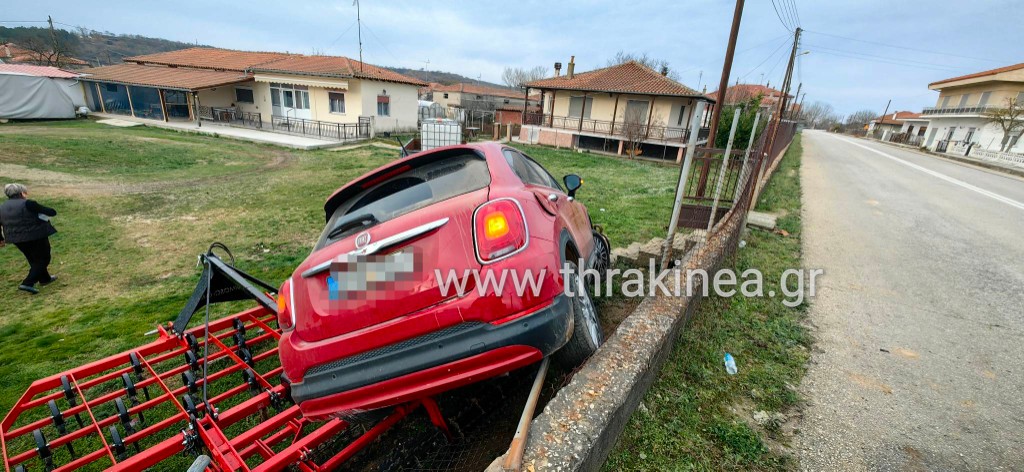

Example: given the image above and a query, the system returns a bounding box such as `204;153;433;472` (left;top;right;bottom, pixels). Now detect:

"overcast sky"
4;1;1022;117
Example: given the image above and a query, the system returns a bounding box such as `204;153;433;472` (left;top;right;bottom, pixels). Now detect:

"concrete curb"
867;138;1024;179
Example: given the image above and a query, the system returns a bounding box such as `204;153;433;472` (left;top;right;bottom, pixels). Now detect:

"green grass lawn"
0;120;676;411
605;135;810;471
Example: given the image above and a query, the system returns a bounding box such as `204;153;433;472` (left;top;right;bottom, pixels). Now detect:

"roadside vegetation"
0;120;676;409
606;135;810;470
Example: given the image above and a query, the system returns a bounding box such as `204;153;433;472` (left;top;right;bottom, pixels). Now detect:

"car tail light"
474;198;528;263
277;278;295;331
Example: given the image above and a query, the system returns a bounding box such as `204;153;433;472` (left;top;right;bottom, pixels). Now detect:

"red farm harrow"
1;247;453;472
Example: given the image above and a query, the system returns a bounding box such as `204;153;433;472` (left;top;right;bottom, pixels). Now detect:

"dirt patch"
848;372;894;394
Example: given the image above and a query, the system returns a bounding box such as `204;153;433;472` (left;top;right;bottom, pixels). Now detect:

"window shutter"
377;95;390;104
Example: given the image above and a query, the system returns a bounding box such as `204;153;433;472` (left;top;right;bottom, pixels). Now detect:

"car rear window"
315;151;490;249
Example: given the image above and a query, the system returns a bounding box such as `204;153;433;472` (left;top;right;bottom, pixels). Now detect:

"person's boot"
18;284;39;295
40;275;58;286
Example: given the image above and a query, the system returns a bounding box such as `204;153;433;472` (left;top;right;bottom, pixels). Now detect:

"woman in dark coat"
0;183;58;294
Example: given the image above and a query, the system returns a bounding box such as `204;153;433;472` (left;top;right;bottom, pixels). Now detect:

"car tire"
556;260;603;368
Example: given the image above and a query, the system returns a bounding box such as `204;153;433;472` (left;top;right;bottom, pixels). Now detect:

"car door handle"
548;193;558;202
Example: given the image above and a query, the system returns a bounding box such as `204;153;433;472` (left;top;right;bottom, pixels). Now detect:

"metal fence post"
705;108;743;239
733;111;761;202
752;113;774;204
660;101;707;270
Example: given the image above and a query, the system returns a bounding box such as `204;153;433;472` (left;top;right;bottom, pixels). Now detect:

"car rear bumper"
289;294;571;417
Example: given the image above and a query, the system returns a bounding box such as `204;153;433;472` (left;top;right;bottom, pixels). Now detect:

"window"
234;87;254;103
568;95;593;118
105;83;118;93
271;89;281;106
940;96;951;108
502;149;561;190
317;150;489;249
377;95;390;116
978;91;992;107
676;105;687;126
958;94;970;107
329;92;346;114
443;93;449;99
625;100;650;123
1016;91;1024;105
283;90;294;108
965;127;977;143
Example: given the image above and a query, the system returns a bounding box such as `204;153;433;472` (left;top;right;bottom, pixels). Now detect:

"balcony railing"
921;105;1000;116
197;106;370;141
523;112;709;144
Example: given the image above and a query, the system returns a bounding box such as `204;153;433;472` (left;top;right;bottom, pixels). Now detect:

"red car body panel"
278;143;597;418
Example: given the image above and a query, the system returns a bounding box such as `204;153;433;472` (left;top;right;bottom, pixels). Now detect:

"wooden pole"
644;96;655;140
610;93;620;136
95;83;107;113
501;357;550;472
125;85;136;118
549;90;556;127
158;89;169;122
707;0;746;144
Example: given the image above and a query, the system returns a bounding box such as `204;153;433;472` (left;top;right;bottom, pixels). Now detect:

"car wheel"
557;260;603;367
591;231;611;276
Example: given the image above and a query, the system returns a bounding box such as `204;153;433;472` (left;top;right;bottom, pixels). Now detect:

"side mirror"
563;174;583;198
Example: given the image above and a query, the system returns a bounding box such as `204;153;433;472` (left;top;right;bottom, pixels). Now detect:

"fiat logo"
354;231;372;249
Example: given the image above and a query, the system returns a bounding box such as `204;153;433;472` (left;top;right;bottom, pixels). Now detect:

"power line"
735;32;790;55
360;20;405;67
738;36;790;80
811;49;961;72
780;0;798;29
788;0;802;28
770;0;792;31
803;29;1007;63
803;43;962;71
324;20;358;50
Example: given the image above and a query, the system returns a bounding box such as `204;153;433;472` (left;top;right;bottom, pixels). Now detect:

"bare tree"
20;35;72;68
844;109;877;134
607;51;680;81
799;101;835;129
621;106;661;158
985;97;1024;151
502;66;548;89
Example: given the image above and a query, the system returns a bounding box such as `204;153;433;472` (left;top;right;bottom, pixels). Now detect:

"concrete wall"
931;81;1024;108
196;82;264;117
926;116;1024;152
358;79;419;133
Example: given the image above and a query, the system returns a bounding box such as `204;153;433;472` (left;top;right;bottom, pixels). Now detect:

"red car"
276;143;610;420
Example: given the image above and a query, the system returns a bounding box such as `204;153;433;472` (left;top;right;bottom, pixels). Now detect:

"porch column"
549;90;556;127
158;89;169;122
610;93;620;136
95;83;107;113
617;140;624;156
522;87;529;124
577;93;587;133
125;85;136;118
644;95;655;140
676;145;684;163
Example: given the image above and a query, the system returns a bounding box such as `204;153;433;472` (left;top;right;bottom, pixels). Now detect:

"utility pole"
47;15;60;66
776;28;801;122
874;99;891;136
789;82;802;119
354;0;363;72
707;0;746;145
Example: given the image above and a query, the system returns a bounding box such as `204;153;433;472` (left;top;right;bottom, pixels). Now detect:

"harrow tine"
32;429;53;472
113;397;143;451
121;373;139;406
233;318;246;336
46;401;76;458
59;375;84;427
108;426;126;461
182;370;199;394
128;352;151;400
184;349;200;372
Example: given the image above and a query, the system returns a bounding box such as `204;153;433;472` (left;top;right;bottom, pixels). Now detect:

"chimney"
567;56;575;79
554;62;562;77
661;65;669;76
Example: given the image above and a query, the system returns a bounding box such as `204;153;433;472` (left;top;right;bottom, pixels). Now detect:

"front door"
270;83;312;120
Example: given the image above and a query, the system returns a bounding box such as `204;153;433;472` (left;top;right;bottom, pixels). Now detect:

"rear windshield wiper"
326;212;379;240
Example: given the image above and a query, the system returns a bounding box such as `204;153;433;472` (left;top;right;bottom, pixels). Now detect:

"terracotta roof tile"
929;63;1024;87
250;55;426;86
873;111;923;125
0;64;81;78
707;84;788;104
430;82;528;100
125;47;289;72
525;61;704;98
80;64;251;91
1;42;89;66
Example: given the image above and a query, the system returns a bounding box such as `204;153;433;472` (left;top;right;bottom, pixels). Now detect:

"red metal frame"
1;306;450;471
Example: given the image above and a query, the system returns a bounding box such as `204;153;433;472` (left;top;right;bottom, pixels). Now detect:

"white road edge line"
831;135;1024;212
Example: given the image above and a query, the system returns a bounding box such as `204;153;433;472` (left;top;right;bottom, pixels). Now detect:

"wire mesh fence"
661;103;798;269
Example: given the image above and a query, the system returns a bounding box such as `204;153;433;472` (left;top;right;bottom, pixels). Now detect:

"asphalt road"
796;131;1024;471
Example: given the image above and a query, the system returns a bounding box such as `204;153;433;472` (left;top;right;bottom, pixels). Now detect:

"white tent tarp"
0;73;84;119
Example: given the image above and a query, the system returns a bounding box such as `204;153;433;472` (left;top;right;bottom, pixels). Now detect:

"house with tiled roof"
521;57;713;161
921;62;1024;153
77;47;426;139
867;111;929;144
706;83;788;110
0;43;90;69
424;82;539;111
